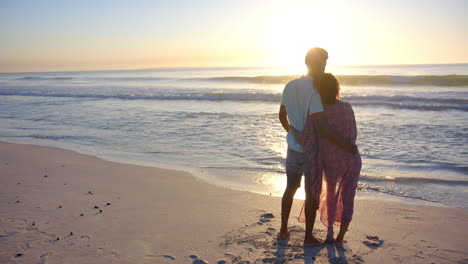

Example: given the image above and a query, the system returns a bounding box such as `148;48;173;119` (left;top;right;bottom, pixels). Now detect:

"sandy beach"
0;141;467;264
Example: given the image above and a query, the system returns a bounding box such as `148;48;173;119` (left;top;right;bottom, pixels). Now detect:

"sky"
0;0;467;72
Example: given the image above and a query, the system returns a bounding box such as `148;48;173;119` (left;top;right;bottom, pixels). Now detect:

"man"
278;47;356;246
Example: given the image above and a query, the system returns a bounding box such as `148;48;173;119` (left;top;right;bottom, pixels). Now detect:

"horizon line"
1;62;467;74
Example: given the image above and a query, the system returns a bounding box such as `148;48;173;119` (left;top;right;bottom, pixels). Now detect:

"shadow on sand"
274;240;352;264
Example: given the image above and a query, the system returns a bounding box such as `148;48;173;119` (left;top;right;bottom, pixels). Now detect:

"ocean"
0;64;467;208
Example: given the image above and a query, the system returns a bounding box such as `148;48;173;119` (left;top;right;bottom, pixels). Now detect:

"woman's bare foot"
335;232;345;248
335;239;344;249
335;222;349;248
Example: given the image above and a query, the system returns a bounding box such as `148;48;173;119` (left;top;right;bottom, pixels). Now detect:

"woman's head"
315;73;340;105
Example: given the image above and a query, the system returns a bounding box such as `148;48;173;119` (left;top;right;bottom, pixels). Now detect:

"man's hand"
343;142;358;153
290;126;305;146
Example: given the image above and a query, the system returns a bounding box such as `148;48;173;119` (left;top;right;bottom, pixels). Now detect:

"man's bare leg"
304;193;322;246
279;187;297;240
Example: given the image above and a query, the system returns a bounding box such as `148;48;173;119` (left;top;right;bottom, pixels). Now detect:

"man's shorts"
286;148;311;189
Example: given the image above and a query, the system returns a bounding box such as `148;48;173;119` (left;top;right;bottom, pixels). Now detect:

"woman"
298;73;362;248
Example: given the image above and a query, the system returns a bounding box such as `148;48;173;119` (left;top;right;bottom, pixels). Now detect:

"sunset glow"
0;0;466;72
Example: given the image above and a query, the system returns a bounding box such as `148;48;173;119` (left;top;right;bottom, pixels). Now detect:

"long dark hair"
315;73;340;105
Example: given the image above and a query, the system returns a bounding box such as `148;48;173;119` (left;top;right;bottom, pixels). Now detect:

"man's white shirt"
280;75;324;152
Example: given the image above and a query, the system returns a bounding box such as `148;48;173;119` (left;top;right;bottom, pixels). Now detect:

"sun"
264;1;351;70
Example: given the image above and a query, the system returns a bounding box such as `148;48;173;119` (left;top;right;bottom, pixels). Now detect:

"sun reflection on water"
263;139;307;201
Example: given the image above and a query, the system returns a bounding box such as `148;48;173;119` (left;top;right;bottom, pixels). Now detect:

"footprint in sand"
262;257;277;263
0;230;17;238
363;235;384;249
144;254;176;261
1;217;28;232
39;252;52;264
259;213;275;223
349;254;365;263
47;237;60;244
162;255;176;260
97;247;119;258
403;216;420;220
189;255;208;264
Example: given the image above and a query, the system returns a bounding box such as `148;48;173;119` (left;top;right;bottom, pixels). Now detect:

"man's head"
305;47;328;76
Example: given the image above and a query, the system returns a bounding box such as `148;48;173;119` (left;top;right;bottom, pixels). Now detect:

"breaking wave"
11;74;468;86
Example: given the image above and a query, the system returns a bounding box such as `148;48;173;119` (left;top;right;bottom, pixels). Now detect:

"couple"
278;47;361;248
